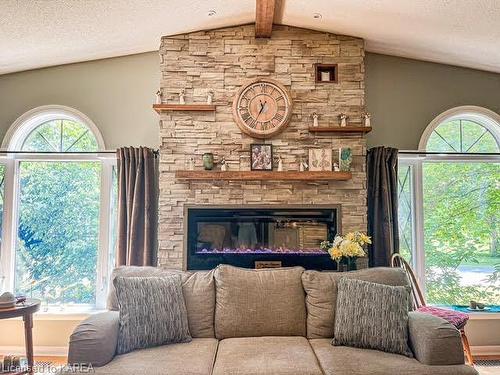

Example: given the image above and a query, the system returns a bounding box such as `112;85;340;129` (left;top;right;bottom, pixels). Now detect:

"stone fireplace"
158;25;367;270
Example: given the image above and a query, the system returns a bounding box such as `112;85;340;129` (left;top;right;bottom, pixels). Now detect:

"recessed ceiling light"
313;13;322;20
208;10;217;17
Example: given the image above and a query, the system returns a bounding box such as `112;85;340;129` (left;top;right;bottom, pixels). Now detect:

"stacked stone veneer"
158;25;367;269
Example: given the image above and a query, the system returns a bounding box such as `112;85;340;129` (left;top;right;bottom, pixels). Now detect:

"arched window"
398;106;500;307
0;106;115;311
419;106;500;152
2;105;105;151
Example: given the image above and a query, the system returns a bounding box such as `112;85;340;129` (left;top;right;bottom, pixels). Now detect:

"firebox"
184;205;341;270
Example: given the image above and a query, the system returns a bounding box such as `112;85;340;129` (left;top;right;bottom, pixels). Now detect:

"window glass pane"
15;161;101;306
426;120;461;152
21;120;98;152
423;161;500;305
397;163;414;264
426;120;499;153
0;164;5;291
108;166;118;275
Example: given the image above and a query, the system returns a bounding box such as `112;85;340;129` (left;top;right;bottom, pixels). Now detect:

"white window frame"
400;105;500;294
0;105;116;310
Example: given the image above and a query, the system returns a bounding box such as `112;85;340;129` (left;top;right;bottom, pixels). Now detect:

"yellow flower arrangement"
321;231;371;263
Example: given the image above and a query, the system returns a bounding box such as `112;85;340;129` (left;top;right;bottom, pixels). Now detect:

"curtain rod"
398;150;500;156
0;149;159;155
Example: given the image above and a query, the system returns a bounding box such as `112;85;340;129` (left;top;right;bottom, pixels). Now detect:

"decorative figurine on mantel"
299;157;308;172
276;156;283;171
333;162;340;172
188;157;195;171
312;113;319;127
155;89;163;104
179;89;186;105
362;113;371;127
220;157;228;171
207;90;214;105
339;113;348;127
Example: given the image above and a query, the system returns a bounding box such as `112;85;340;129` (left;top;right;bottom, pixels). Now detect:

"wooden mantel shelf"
175;170;352;181
153;104;216;113
308;126;372;134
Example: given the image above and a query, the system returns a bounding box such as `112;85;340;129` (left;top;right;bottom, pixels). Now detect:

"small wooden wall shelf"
153;104;216;113
309;126;372;134
175;170;352;181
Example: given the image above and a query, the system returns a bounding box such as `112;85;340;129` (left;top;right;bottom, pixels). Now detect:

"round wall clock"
232;78;293;139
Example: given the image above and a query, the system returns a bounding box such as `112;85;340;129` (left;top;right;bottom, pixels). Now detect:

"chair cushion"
114;275;191;354
213;336;323;375
332;278;413;357
90;339;218;375
417;306;469;329
301;267;410;338
214;265;306;339
309;339;478;375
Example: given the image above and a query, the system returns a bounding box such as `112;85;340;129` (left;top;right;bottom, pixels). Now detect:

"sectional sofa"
65;265;477;375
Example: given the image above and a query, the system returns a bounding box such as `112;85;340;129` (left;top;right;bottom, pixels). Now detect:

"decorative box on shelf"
315;64;338;83
152;104;216;113
175;170;352;181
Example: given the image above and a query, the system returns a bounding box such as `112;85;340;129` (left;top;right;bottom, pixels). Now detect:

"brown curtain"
116;147;159;266
367;146;399;267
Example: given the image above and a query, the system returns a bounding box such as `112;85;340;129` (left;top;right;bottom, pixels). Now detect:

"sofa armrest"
68;311;119;367
408;311;464;366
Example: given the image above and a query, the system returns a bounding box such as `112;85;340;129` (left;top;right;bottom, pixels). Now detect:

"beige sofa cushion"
107;266;215;338
182;270;216;338
213;337;323;375
90;338;218;375
302;267;409;338
214;265;306;339
309;339;477;375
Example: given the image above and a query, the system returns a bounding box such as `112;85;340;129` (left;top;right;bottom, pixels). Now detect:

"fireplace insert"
185;205;340;270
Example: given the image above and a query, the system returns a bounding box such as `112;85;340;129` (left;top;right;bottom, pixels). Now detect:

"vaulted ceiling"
1;0;499;75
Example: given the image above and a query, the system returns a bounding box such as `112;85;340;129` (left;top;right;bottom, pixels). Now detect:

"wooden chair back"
390;253;426;308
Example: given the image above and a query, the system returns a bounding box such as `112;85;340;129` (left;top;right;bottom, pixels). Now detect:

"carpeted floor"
476;359;500;375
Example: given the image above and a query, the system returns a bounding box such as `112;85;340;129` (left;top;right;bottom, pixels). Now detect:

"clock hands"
255;100;267;122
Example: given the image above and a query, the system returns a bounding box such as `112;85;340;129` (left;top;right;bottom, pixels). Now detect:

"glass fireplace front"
185;206;339;270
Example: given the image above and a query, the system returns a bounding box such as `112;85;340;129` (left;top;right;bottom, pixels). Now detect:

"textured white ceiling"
1;0;499;75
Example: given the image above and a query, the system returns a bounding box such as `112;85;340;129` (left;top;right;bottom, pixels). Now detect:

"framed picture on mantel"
309;148;332;171
251;144;273;171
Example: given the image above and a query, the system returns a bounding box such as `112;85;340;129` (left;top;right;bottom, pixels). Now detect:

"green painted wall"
365;53;500;149
0;52;159;150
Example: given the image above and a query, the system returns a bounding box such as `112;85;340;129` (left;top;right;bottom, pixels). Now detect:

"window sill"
468;312;500;320
3;305;107;321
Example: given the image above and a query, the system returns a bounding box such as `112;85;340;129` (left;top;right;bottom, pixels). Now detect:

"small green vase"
348;257;357;271
202;153;214;170
337;257;357;272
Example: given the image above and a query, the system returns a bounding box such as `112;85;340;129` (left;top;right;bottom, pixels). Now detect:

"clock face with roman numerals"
232;78;292;139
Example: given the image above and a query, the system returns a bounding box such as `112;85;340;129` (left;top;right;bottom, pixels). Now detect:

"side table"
0;299;41;374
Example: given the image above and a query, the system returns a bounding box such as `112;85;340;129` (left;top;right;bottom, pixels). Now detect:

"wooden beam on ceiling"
255;0;276;38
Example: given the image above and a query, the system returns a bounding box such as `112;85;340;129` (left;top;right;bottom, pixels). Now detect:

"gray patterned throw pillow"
332;278;413;357
114;275;191;354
